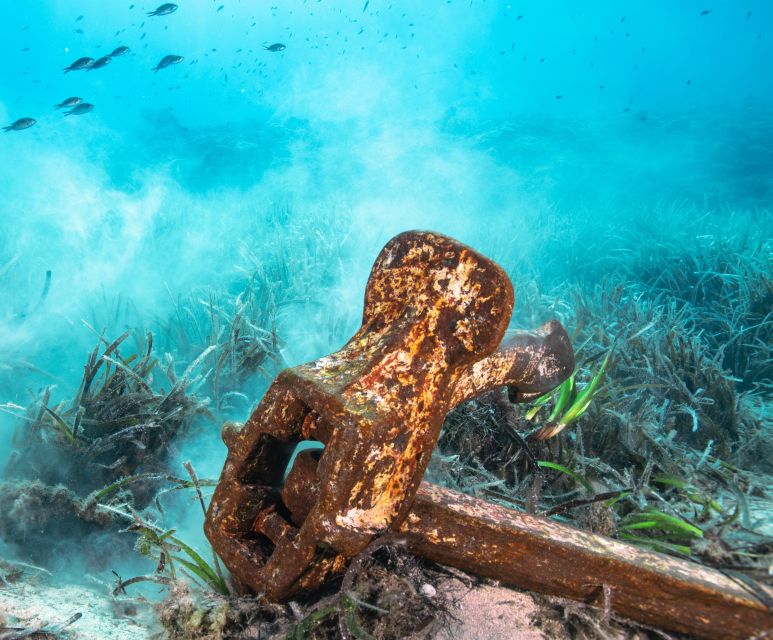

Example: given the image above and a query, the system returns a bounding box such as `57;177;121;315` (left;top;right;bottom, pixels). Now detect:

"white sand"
0;581;154;640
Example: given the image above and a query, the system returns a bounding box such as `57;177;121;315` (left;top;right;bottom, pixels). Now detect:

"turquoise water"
0;0;771;615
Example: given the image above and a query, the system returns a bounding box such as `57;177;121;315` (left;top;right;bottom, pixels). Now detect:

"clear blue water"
0;0;771;604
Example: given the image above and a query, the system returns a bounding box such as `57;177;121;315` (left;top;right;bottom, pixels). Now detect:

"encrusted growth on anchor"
204;230;574;601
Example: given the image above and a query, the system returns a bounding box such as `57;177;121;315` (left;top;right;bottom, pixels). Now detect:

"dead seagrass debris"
0;611;82;640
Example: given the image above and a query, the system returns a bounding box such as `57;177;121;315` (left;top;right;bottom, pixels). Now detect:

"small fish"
54;96;82;109
3;117;36;132
76;14;83;21
264;43;286;52
700;9;711;15
363;0;369;11
153;54;184;71
110;46;130;57
65;103;94;116
217;4;224;11
147;3;178;16
63;56;94;73
89;55;112;70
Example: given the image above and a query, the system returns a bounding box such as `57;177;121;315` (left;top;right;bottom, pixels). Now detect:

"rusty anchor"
205;230;773;640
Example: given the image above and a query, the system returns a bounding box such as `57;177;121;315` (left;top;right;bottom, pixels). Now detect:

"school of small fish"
3;4;754;134
5;2;287;133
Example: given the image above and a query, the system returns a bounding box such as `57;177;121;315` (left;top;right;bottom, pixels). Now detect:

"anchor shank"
401;482;773;640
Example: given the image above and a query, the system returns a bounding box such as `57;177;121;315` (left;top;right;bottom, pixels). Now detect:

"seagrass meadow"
1;1;771;639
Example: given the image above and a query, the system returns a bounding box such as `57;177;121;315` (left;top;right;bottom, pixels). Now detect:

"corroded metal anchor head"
204;230;574;600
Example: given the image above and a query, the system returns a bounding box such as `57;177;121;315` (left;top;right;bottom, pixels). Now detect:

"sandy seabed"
0;577;558;640
0;581;156;640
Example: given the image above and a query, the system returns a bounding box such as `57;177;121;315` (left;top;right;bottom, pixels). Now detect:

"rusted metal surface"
205;230;574;599
205;229;773;639
403;483;773;640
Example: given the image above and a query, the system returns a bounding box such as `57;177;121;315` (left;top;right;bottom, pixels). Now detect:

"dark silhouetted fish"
153;54;184;71
110;46;130;57
65;103;94;116
264;43;286;52
3;117;36;132
89;56;112;70
217;4;224;11
54;96;82;109
63;56;94;73
700;9;712;15
147;3;178;16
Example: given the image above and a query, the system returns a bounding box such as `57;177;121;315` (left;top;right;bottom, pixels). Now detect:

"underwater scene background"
1;1;771;638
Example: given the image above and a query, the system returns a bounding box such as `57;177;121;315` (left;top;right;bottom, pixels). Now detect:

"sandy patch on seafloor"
0;581;155;640
433;578;548;640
